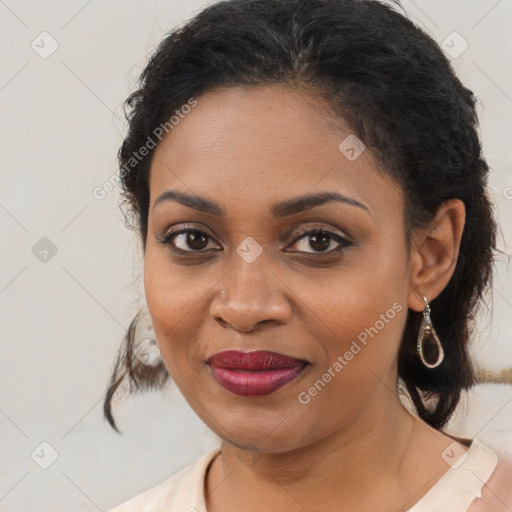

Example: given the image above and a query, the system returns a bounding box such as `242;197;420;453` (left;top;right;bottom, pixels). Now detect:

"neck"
206;377;423;512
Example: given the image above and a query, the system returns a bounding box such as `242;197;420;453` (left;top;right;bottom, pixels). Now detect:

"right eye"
156;226;221;254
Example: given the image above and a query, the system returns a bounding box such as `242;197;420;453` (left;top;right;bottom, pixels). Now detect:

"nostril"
215;317;229;328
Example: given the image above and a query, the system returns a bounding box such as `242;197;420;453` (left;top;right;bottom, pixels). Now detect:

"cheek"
294;236;408;351
291;297;407;445
299;277;406;388
143;247;208;375
290;241;409;412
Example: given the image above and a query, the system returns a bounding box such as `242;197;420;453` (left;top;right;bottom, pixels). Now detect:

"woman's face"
144;85;413;452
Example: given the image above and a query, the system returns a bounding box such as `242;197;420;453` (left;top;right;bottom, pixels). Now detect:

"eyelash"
156;224;353;256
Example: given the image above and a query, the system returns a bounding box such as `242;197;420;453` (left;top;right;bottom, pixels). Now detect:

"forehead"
149;85;402;218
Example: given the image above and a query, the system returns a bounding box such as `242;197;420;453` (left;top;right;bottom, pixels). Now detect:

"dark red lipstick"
206;350;308;396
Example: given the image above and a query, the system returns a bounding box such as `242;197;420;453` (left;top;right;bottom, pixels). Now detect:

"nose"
209;256;292;333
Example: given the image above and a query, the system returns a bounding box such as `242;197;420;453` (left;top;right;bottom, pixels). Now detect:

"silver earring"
417;295;444;369
133;304;160;366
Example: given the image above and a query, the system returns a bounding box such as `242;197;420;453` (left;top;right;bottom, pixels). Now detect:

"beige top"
108;439;506;512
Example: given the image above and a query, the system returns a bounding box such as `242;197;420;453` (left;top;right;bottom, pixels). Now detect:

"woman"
104;0;512;510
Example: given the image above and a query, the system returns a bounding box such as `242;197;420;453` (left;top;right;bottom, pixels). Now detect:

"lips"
206;350;308;397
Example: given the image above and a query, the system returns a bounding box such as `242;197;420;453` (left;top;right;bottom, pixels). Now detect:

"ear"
408;199;466;312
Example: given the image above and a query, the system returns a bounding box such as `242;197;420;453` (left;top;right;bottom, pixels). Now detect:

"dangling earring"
417;295;444;369
133;304;160;366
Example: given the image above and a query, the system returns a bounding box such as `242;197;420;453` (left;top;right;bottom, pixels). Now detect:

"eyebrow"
153;190;370;217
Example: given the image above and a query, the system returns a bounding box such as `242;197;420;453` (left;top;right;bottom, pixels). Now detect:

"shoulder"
468;450;512;512
106;446;221;512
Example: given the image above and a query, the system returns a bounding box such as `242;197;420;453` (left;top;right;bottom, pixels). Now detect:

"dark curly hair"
104;0;496;434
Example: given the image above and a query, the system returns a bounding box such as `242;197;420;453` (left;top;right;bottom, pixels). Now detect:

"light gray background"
1;1;511;510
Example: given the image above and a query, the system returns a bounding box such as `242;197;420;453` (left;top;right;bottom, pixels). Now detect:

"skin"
144;85;467;512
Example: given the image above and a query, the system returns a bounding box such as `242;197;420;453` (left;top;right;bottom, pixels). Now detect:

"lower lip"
208;365;306;396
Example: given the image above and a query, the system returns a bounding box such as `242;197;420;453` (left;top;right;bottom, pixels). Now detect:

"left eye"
287;229;352;254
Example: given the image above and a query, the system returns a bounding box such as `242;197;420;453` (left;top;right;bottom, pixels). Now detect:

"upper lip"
206;350;308;371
